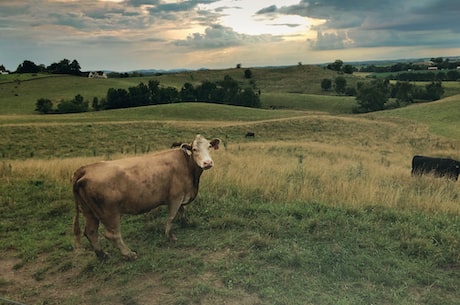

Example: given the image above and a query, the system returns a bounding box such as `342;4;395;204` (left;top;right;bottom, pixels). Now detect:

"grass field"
1;67;460;305
3;65;447;115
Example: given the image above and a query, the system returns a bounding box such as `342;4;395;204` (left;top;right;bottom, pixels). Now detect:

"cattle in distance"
170;141;182;148
72;134;221;260
245;132;255;138
411;155;460;181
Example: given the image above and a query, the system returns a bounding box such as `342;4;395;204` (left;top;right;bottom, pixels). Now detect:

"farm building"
88;71;107;78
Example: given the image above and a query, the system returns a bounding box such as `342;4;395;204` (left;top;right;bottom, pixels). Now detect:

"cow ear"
180;143;192;155
210;138;221;150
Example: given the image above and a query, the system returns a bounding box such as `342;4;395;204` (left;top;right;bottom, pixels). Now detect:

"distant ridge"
326;56;460;66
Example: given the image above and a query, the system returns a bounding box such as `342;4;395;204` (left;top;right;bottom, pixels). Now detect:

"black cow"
170;141;183;148
411;155;460;181
245;132;255;138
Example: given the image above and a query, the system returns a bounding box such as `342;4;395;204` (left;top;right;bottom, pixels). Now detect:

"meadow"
1;67;460;305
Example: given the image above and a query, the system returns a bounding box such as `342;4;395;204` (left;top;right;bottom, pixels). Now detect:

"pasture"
1;68;460;305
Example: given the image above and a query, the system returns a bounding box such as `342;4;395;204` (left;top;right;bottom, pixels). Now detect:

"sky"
1;0;460;72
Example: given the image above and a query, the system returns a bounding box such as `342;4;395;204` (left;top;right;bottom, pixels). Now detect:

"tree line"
387;70;460;82
358;57;460;73
326;57;460;76
15;59;82;75
35;75;261;114
321;76;444;113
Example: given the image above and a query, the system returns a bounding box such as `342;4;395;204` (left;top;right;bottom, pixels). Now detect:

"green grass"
1;66;460;304
0;102;303;125
377;94;460;140
263;92;356;113
0;66;363;115
1;174;459;305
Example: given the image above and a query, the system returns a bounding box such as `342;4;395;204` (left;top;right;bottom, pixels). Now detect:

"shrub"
35;98;53;114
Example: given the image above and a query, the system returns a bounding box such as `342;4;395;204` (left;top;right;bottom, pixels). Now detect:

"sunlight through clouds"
0;0;459;71
199;0;311;37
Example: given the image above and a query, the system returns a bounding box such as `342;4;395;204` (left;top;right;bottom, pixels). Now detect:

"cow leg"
102;217;137;260
178;205;188;227
83;213;108;259
165;202;182;241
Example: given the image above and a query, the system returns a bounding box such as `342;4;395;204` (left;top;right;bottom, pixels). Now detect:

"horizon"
3;55;460;74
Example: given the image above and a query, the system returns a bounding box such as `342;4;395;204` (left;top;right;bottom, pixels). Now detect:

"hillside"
376;93;460;140
0;65;367;115
1;66;460;305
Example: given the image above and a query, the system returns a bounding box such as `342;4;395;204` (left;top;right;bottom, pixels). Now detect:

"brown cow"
72;134;221;260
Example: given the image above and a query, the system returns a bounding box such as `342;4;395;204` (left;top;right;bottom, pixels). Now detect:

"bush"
321;79;332;91
35;98;53;114
56;94;89;113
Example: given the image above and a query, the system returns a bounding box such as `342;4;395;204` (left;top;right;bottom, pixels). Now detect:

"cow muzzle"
202;159;214;170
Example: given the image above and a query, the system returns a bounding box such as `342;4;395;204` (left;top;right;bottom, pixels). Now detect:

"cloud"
173;24;281;49
256;5;277;15
262;0;460;51
0;0;459;71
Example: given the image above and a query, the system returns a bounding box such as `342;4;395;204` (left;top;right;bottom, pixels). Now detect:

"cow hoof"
123;252;138;261
96;250;109;260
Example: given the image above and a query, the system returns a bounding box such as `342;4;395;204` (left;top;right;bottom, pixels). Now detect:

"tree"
342;64;354;74
159;86;179;103
128;82;150;107
69;60;81;75
92;97;101;111
391;81;414;104
355;79;390;113
446;70;459;81
106;88;129;109
196;80;217;102
35;98;53;114
16;60;41;73
321;78;332;91
219;75;240;103
148;80;161;104
423;81;444;101
180;83;196;101
327;59;343;72
46;58;81;75
334;76;347;95
236;87;260;108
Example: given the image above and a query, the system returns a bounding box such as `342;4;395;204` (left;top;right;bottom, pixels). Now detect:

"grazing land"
1;66;460;305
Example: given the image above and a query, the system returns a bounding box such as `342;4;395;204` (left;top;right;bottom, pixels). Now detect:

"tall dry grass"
203;141;460;215
2;140;459;215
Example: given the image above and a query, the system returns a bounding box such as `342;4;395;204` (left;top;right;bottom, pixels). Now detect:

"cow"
170;141;182;148
411;155;460;181
72;134;221;260
245;132;255;138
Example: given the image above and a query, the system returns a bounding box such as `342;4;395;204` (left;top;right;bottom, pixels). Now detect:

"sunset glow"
1;0;459;71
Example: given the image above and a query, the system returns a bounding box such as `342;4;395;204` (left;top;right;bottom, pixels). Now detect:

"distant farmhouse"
88;71;107;78
0;65;9;74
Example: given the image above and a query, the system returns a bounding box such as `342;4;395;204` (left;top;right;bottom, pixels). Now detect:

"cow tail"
71;168;85;249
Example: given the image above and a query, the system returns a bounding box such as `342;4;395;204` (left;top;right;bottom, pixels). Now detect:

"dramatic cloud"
0;0;459;71
260;0;460;50
174;24;281;49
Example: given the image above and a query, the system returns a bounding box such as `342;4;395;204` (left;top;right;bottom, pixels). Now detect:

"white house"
88;71;107;78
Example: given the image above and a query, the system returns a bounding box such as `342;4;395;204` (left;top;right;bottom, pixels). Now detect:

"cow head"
181;135;221;170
